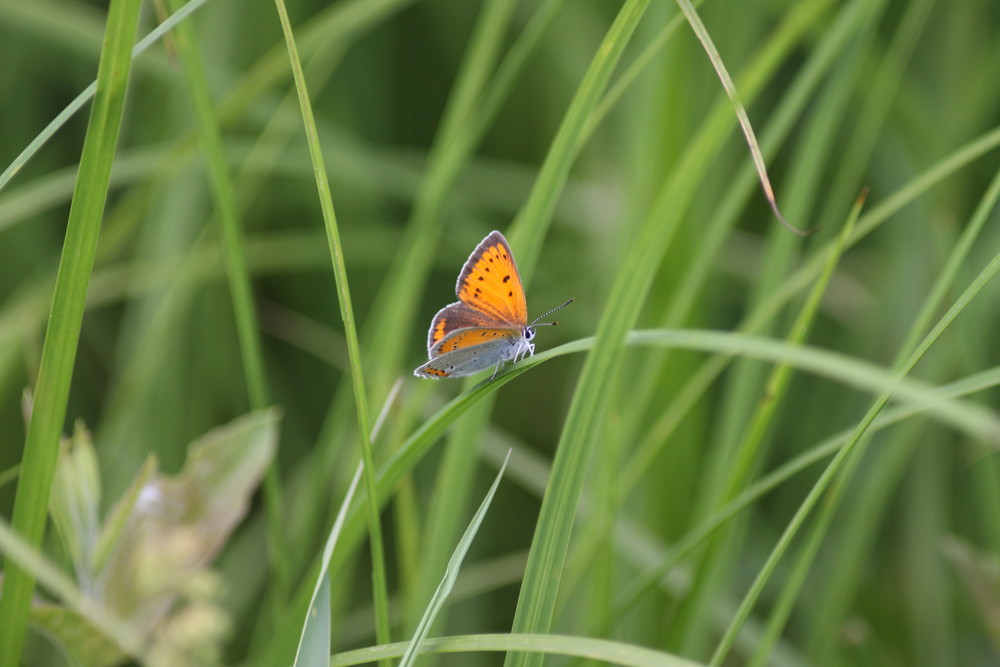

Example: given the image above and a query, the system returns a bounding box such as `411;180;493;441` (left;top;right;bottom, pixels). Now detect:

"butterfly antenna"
530;298;575;327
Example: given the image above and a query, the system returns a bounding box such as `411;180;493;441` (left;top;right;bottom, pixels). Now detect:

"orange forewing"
431;328;520;356
455;231;527;327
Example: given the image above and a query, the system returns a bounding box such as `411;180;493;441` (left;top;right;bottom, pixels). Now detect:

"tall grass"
1;0;1000;666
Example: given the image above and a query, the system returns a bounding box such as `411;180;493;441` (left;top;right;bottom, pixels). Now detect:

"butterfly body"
414;231;568;380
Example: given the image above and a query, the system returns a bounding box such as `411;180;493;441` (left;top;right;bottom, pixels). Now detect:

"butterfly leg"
490;359;504;381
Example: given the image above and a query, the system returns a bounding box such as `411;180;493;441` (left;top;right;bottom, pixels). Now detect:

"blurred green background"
2;0;1000;665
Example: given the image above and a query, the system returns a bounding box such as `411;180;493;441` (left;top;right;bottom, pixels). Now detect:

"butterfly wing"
454;231;528;328
415;327;522;379
426;302;494;355
430;327;522;357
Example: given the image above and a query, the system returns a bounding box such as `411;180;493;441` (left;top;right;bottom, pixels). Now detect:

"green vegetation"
1;0;999;665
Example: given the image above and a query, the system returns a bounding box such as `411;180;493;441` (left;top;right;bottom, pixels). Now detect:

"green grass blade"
271;0;389;661
508;0;651;272
166;0;270;411
292;379;402;667
333;633;706;667
491;3;656;665
0;0;140;661
166;0;287;611
295;571;331;667
675;0;805;234
399;450;511;667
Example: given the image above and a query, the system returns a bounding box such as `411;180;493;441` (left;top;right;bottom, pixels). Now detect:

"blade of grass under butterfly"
0;0;140;662
322;328;998;588
399;450;511;667
271;0;389;661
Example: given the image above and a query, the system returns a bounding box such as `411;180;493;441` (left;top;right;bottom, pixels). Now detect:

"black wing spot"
485;267;490;272
508;291;513;297
503;275;510;283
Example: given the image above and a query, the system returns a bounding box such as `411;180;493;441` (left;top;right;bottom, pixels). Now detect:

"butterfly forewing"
455;231;528;327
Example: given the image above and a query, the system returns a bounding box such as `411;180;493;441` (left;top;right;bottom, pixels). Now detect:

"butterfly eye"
524;327;535;340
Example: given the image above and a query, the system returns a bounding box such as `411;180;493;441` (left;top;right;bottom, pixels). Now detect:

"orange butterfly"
414;231;572;379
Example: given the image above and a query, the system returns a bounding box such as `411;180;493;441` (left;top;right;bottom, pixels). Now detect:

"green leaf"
48;423;103;580
332;633;706;667
400;450;511;667
0;0;142;661
294;572;332;667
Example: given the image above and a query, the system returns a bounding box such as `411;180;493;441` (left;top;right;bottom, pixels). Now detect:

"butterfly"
414;230;573;380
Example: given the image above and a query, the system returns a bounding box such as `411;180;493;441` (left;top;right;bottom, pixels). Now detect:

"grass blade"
271;0;389;661
291;379;402;667
334;633;706;667
675;0;806;234
400;450;511;667
0;0;141;662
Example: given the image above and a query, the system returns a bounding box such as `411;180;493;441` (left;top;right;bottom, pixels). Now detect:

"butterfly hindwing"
455;231;527;327
415;335;520;379
431;327;521;357
426;302;494;353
